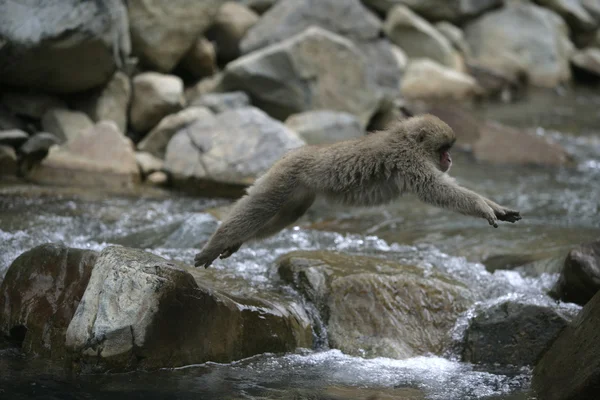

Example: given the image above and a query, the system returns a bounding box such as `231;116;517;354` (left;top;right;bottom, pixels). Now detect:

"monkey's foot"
219;244;242;259
194;250;219;269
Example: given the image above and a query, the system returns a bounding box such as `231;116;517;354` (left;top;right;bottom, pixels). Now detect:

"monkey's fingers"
194;252;216;269
486;216;498;228
497;209;522;223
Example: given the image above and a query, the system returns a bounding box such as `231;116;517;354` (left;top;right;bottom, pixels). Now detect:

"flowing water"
1;87;599;399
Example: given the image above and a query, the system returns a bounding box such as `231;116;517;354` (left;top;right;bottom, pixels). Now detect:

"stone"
583;0;600;20
240;0;381;54
400;59;480;100
383;6;463;70
285;110;364;145
146;171;169;186
0;145;17;176
75;72;131;134
65;246;312;371
41;109;95;143
0;106;26;132
28;121;140;190
364;0;502;22
571;47;600;80
236;0;278;14
130;73;185;133
180;37;218;79
537;0;597;32
165;107;304;193
464;2;574;87
189;91;251;113
278;251;474;359
184;73;225;104
135;151;164;176
355;39;404;103
435;21;470;56
208;2;260;62
18;132;61;167
0;0;130;93
0;244;97;359
1;92;66;119
458;294;579;366
0;129;28;148
466;61;528;102
533;291;600;400
222;27;383;126
128;0;224;72
137;107;212;159
552;239;600;306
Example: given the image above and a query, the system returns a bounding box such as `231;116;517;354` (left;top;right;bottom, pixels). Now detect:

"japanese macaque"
194;114;521;268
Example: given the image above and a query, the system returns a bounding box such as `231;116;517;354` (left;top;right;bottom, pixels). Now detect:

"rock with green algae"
277;250;475;359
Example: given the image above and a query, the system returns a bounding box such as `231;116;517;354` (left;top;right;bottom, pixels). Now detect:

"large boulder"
464;3;574;87
552;239;600;306
533;291;600;400
164;107;304;196
278;251;474;359
240;0;381;54
27;121;140;190
130;73;185;133
571;47;600;80
222;27;384;126
457;294;579;366
128;0;224;72
400;59;480;100
364;0;502;22
0;0;130;93
208;2;260;63
0;244;97;359
285;110;364;145
41;109;95;143
536;0;597;32
65;246;312;371
383;6;463;70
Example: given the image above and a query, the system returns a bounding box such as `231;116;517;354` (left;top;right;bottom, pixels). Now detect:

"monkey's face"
438;144;452;173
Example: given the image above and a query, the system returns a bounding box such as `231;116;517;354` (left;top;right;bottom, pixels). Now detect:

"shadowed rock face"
552;239;600;306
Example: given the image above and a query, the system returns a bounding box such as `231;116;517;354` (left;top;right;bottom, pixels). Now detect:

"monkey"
194;114;521;268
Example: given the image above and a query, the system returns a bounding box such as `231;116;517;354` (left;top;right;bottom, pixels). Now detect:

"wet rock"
222;27;383;126
65;246;312;371
0;129;28;148
302;386;426;400
180;37;218;80
464;3;574;87
0;145;17;176
240;0;381;54
571;47;600;81
435;22;470;56
533;290;600;400
1;92;66;120
128;0;224;72
400;59;480;100
208;2;260;63
28;121;140;191
189;92;251;114
368;0;502;22
18;132;61;167
41;109;95;143
135;152;164;176
130;73;185;133
285;110;364;145
458;294;579;366
0;0;130;93
384;6;463;70
138;107;212;158
552;239;600;306
0;243;97;358
278;250;474;359
75;72;131;134
536;0;597;32
164;107;304;195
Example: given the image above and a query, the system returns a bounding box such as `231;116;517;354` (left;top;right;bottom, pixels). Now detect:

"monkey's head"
406;115;456;173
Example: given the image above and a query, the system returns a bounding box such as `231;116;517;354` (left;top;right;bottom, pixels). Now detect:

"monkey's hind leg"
254;192;316;239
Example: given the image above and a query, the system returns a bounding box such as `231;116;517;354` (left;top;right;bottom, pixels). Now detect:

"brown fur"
195;114;521;268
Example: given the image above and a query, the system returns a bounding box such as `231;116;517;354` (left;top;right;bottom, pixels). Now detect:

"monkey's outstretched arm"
483;198;522;223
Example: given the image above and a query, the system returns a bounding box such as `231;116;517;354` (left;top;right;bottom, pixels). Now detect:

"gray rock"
571;47;600;79
0;106;26;132
135;151;164;176
355;39;404;103
1;92;66;119
435;21;471;56
464;2;575;87
209;2;260;62
285;110;364;145
0;145;17;176
222;27;383;126
552;239;600;305
28;121;140;190
65;246;312;371
533;290;600;400
146;171;169;186
235;0;278;14
0;0;130;93
138;107;212;158
383;6;463;70
75;72;131;134
184;73;225;104
536;0;597;32
41;109;95;142
388;0;503;22
180;37;218;80
400;59;480;100
18;132;61;165
189;91;251;113
128;0;224;72
0;129;28;148
240;0;381;54
164;106;304;188
583;0;600;20
458;294;580;366
130;73;185;133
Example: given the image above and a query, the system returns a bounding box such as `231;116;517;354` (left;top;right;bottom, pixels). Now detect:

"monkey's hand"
194;250;218;269
484;199;522;224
